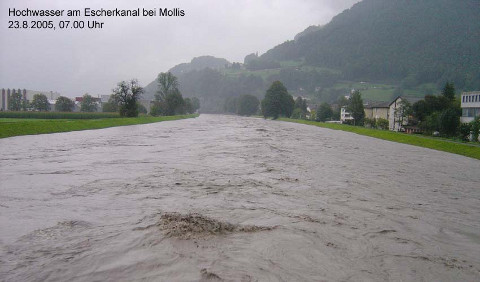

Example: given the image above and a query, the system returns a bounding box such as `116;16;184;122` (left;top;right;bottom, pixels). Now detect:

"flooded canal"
1;114;479;281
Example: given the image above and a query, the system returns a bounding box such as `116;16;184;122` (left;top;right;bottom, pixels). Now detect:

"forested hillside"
144;0;480;112
144;64;265;113
263;0;480;90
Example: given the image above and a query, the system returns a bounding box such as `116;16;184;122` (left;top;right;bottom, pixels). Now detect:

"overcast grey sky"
0;0;359;97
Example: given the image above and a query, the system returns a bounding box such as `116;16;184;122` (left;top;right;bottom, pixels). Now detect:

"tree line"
103;74;200;117
5;73;200;118
5;92;103;112
291;81;480;142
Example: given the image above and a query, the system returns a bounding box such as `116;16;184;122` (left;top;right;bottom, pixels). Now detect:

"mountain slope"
143;55;231;100
262;0;480;89
169;56;230;76
143;0;480;112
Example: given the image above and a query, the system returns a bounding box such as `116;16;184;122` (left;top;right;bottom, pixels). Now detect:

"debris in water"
200;268;223;281
159;212;273;239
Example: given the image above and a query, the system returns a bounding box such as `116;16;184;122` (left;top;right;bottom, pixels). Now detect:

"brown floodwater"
1;114;479;281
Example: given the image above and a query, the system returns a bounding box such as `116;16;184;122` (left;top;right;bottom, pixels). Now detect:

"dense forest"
144;0;480;112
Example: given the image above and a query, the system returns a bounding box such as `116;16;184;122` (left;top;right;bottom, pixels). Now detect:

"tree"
309;109;316;121
137;102;147;114
471;117;480;142
413;83;460;136
262;81;294;119
394;99;412;129
112;79;143;117
293;97;308;119
347;90;365;125
80;94;97;112
165;89;185;115
421;112;440;133
55;96;74;112
31;94;50;111
224;97;238;113
316;102;333;122
8;92;22;111
184;98;193;114
156;72;179;102
280;91;295;118
191;97;200;112
102;95;120;112
150;101;164;116
153;72;187;116
439;108;459;137
294;97;307;112
412;100;428;122
334;95;349;120
21;99;29;111
237;94;259;116
290;108;303;119
458;123;472;141
442;81;455;101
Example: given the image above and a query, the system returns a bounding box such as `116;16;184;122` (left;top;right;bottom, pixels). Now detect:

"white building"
388;96;422;131
461;91;480;123
25;90;60;101
101;94;111;103
340;106;353;123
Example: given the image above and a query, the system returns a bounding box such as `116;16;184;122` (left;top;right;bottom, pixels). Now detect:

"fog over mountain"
143;0;480;112
0;0;359;97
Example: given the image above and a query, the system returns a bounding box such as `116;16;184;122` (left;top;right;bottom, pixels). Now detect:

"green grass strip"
0;114;198;139
0;111;120;119
279;118;480;160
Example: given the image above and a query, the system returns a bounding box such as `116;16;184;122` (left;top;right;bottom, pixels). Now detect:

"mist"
0;0;359;97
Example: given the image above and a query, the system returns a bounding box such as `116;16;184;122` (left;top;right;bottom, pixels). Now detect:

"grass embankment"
0;114;198;139
279;118;480;160
0;111;120;119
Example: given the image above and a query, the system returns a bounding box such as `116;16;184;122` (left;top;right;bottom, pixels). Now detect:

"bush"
150;101;165;116
137;103;148;114
237;94;259;116
439;108;460;137
376;118;389;130
458;123;471;141
471;117;480;142
290;108;304;119
364;117;376;128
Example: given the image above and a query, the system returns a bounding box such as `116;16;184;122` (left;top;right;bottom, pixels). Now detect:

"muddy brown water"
1;114;479;281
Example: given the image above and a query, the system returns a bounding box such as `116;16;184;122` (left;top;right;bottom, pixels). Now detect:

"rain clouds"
0;0;359;97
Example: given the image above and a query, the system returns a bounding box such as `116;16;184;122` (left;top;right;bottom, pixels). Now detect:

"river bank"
279;118;480;160
0;114;199;138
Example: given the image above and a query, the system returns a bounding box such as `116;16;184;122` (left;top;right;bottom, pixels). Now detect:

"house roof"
389;96;423;106
364;101;390;109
